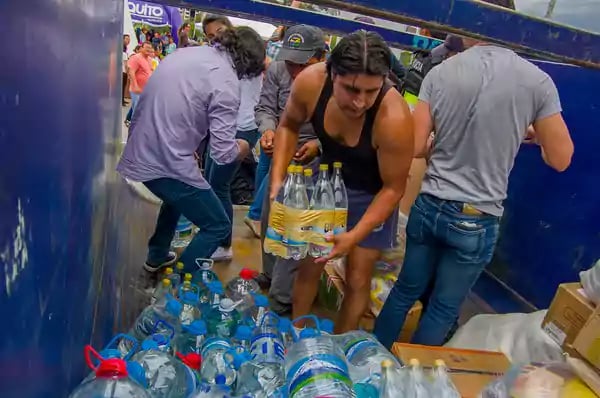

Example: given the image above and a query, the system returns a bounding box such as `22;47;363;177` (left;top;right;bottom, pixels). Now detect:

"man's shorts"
347;188;399;250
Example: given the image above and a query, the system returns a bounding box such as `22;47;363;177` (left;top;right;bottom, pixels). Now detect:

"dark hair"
123;34;130;38
142;41;153;48
327;30;391;77
178;22;190;36
202;14;233;34
212;26;266;79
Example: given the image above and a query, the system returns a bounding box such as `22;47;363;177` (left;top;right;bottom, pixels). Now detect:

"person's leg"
292;256;325;322
269;255;301;315
410;208;500;346
335;246;380;333
143;183;180;271
130;92;140;115
373;194;441;350
255;168;275;289
247;149;271;222
122;72;128;105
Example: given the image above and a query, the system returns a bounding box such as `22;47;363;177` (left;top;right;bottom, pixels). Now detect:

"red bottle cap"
177;352;202;370
239;268;258;280
84;345;128;378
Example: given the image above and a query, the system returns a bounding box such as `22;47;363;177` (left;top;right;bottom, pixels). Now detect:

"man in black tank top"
269;30;414;332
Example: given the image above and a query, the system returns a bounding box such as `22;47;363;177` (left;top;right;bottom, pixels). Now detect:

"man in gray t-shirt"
375;40;574;348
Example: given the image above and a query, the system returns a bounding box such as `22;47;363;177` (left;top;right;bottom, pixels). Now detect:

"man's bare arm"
413;100;434;158
128;60;140;92
269;71;313;199
533;114;573;172
349;93;415;243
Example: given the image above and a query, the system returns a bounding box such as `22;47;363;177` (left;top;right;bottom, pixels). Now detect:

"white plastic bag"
580;259;600;305
445;311;563;364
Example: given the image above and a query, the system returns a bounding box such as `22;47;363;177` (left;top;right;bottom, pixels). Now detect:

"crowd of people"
117;14;574;347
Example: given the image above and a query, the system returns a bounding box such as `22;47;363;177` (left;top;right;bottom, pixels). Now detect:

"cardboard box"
574;306;600;370
542;283;595;348
318;264;422;342
392;343;511;398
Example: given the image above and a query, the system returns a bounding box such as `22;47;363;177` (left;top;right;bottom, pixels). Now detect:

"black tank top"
310;76;393;195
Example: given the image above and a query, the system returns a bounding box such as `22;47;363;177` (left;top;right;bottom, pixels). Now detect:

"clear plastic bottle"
151;278;172;305
285;315;355;398
175;319;207;355
379;359;404;398
178;282;201;326
248;312;286;394
172;215;194;248
184;273;193;283
163;268;181;293
278;317;294;349
337;330;401;383
303;167;315;202
69;346;151;398
194;259;218;295
283;165;309;260
200;281;224;314
309;164;335;258
200;337;237;387
331;162;348;236
204;298;242;338
233;324;253;352
176;261;185;280
131;336;192;398
404;358;431;398
242;294;269;328
226;268;260;303
429;359;460;398
265;165;295;258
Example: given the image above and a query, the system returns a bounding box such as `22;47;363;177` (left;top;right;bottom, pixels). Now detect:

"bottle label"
265;201;289;257
287;353;352;397
268;201;286;235
333;208;348;235
344;338;379;361
282;207;313;247
250;333;285;362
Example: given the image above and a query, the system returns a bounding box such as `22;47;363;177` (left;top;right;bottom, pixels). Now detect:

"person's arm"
127;57;141;93
269;70;313;199
413;70;436;158
348;93;414;244
531;76;573;172
207;82;241;165
255;63;280;136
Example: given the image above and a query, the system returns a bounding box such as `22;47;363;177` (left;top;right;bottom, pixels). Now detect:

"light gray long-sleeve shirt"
117;45;240;190
254;60;316;146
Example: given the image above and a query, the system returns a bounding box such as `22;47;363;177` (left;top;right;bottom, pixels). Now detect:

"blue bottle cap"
235;325;252;341
99;348;121;359
279;317;292;332
253;294;269;307
320;319;334;334
182;291;197;303
126;362;148;388
185;320;207;336
166;299;183;316
215;374;226;385
299;328;318;339
151;333;168;346
141;338;159;351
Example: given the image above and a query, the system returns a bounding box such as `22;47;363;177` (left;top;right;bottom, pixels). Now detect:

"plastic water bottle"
204;298;242;338
178;282;201;326
190;382;232;398
200;338;237;387
264;165;295;258
200;281;224;314
243;294;269;328
429;359;460;398
233;325;253;351
175;320;207;355
69;346;151;398
309;164;335;258
278;317;294;349
303;167;315;202
248;312;286;394
379;359;404;398
173;215;193;248
320;318;334;334
226;268;260;303
285;315;355;398
194;259;217;287
184;273;193;283
404;358;431;398
131;335;193;398
151;278;172;305
337;330;401;383
331;161;348;236
283;165;309;260
176;261;185;280
163;267;181;292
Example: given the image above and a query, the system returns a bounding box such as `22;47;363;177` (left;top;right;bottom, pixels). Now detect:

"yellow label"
268;201;286;235
305;209;334;249
282;207;313;247
333;208;348;235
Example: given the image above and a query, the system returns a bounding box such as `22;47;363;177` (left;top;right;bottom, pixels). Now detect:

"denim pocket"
446;221;485;263
406;209;426;243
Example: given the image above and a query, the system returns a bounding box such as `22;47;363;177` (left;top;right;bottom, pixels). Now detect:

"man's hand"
260;130;275;155
293;139;320;164
315;231;359;264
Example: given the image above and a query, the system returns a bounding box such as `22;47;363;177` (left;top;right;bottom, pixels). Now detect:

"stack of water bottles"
264;162;349;260
69;260;462;398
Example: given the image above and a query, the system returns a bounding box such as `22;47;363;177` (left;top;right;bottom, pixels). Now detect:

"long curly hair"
212;26;266;79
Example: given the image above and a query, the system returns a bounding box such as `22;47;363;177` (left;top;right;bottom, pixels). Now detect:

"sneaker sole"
143;255;177;273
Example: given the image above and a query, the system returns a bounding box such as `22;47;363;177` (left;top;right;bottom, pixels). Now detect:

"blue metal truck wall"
1;0;599;397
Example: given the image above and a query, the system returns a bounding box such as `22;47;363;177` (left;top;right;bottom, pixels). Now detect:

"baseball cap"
276;24;326;64
430;34;465;61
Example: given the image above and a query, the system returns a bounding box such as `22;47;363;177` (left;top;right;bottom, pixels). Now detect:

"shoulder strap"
310;74;334;129
362;81;393;142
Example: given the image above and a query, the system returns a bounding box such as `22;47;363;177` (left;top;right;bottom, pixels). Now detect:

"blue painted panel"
0;0;123;397
488;61;600;309
188;0;444;51
303;0;600;67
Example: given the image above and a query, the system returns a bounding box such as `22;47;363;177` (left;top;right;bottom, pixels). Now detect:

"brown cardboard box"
392;343;511;398
317;264;422;342
542;283;596;348
573;306;600;370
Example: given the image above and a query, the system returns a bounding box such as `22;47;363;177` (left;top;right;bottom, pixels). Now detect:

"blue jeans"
130;92;140;116
143;178;230;271
247;148;271;221
374;193;500;348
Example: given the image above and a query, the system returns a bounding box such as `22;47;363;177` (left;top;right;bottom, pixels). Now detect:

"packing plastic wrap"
580;259;600;305
446;311;563;364
479;361;597;398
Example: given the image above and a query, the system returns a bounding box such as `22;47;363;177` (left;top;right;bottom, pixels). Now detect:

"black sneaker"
143;251;177;273
253;272;272;290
